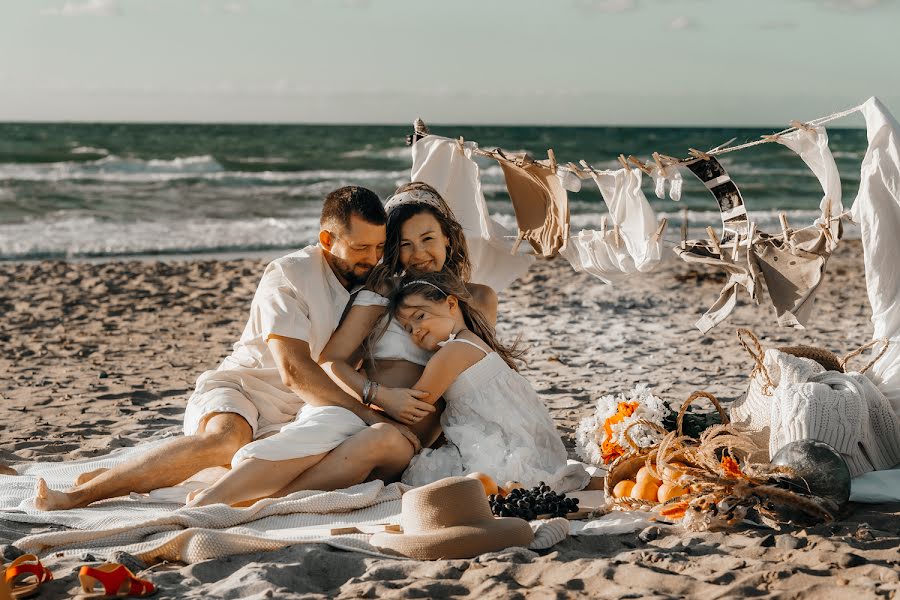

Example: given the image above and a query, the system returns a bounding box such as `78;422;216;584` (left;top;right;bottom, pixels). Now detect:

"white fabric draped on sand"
560;168;665;285
410;135;534;292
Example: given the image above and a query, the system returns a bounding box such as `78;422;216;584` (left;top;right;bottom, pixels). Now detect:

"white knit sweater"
732;349;900;477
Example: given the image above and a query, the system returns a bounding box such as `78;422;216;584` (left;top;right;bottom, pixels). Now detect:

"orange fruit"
636;466;662;486
504;481;525;492
662;462;686;484
613;479;635;498
631;478;660;502
657;483;687;503
467;472;498;496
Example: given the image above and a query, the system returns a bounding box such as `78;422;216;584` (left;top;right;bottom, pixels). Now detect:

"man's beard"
332;255;373;287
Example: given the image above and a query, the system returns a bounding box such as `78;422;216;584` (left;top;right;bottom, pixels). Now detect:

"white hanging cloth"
410;136;534;291
850;97;900;415
774;125;843;242
560;168;665;285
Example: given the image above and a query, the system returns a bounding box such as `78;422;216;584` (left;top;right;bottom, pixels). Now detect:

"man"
35;186;426;510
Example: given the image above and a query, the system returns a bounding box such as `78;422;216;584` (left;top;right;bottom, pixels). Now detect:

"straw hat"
370;477;534;560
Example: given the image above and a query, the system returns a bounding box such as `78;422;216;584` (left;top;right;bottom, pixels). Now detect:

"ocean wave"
340;145;411;160
0;155;407;184
70;146;110;155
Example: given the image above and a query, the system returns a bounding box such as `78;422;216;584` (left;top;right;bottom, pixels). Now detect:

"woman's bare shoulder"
466;283;497;307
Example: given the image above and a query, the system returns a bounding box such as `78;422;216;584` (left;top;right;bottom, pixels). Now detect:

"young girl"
390;271;573;489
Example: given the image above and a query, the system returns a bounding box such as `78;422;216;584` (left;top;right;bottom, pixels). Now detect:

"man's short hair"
320;186;386;233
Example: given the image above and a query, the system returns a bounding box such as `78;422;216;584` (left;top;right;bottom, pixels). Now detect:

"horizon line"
0;118;868;130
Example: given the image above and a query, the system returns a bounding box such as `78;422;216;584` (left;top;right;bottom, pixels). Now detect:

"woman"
317;181;497;448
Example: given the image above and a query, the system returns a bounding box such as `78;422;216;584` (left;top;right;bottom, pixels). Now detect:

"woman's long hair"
367;182;471;294
389;271;524;371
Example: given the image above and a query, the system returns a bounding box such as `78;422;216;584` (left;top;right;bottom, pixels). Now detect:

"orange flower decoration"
720;455;743;478
597;401;639;463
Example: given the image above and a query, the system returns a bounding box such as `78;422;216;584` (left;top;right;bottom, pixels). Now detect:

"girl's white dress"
402;336;577;490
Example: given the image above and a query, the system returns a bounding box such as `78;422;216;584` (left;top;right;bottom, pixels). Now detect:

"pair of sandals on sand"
3;554;155;598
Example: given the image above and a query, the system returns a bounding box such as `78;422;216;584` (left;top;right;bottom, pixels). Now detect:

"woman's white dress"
402;337;572;489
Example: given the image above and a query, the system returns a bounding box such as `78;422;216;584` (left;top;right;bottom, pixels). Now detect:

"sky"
2;0;899;126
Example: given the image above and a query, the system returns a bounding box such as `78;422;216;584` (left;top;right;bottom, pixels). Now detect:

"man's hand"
375;387;435;425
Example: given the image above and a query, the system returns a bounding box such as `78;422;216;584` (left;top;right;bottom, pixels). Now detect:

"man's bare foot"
74;467;108;486
33;478;77;511
0;463;16;476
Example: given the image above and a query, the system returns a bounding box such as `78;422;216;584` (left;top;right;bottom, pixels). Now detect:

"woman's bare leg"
186;453;327;507
274;423;415;496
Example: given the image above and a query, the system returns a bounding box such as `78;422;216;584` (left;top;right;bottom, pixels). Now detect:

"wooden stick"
732;232;741;260
748;222;757;246
706;226;722;255
680;206;688;249
547;148;557;173
613;224;622;249
601;215;608;236
618;154;632;171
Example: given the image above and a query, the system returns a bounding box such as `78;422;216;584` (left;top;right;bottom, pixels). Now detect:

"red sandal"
4;554;53;599
78;563;156;598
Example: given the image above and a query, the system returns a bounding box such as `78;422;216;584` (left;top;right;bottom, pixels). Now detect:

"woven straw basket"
604;391;727;510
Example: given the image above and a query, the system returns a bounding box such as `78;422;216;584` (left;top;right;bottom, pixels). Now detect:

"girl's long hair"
367;182;472;294
390;271;524;371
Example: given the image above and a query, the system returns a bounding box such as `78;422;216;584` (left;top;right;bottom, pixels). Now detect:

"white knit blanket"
0;439;622;562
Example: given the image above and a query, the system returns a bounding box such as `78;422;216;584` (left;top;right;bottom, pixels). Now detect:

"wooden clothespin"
618;154;632;172
579;159;593;174
456;136;465;153
748;222;757;247
779;213;792;243
820;198;834;243
688;148;712;161
652;151;667;177
511;231;524;255
706;226;722;256
600;215;608;236
651;218;668;243
790;120;815;133
731;231;741;260
680;206;689;250
566;162;586;178
613;223;622;249
627;155;653;175
547;148;557;173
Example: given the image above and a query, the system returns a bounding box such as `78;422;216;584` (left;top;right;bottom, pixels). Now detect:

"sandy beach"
2;238;899;599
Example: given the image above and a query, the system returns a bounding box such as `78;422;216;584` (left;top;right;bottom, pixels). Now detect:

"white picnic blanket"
0;439;613;562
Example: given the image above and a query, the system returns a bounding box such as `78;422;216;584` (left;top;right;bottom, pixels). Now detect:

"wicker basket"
604;392;727;510
737;328;889;393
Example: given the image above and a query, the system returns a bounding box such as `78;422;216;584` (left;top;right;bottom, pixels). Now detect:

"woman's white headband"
384;189;449;216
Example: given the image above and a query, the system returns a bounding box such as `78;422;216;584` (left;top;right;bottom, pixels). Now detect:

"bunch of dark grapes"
488;482;579;520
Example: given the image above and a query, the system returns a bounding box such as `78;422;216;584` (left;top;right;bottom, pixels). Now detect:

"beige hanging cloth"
482;149;570;258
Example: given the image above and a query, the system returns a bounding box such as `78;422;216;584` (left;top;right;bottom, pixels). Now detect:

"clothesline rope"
542;101;867;176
